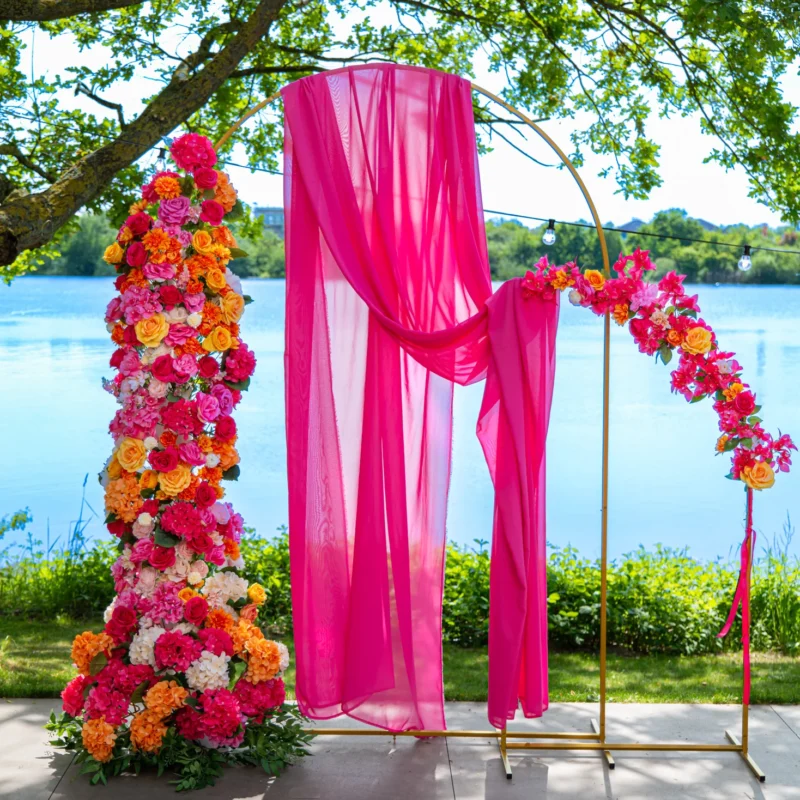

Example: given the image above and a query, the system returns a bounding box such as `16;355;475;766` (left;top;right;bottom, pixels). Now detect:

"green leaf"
184;696;198;708
154;527;181;548
739;437;754;448
130;679;149;704
658;343;673;365
229;247;249;259
224;377;251;391
228;659;247;690
103;512;117;524
89;652;108;676
227;199;245;221
140;488;155;499
689;394;706;403
222;465;241;481
748;416;763;425
681;308;698;319
243;294;254;305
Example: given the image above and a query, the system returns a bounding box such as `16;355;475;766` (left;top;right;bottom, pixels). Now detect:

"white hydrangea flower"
277;642;290;673
201;572;249;608
171;622;199;636
103;599;116;624
185;651;231;692
129;625;166;667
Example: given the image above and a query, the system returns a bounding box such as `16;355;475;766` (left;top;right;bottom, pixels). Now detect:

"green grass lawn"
3;615;800;704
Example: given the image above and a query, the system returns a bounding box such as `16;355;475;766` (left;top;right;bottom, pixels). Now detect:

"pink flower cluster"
521;250;795;489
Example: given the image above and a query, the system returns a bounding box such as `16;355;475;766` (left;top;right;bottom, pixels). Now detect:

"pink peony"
183;292;205;314
164;324;195;347
172;353;199;384
179;441;206;467
130;537;154;564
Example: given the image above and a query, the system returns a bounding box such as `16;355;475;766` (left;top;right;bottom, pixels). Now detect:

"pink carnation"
224;344;256;382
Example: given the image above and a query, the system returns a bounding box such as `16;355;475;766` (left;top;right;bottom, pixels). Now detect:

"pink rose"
165;324;195;348
158;196;191;226
179;441;206;467
173;353;198;384
143;262;177;282
734;391;757;416
126;241;147;267
196;392;220;423
184;596;209;626
130;538;154;564
183;293;205;314
105;297;123;323
200;199;225;226
151;354;176;384
149;545;177;571
210;384;233;415
194;482;217;508
193;167;219;190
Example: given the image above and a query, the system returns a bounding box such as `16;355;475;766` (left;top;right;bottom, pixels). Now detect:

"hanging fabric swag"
283;64;559;732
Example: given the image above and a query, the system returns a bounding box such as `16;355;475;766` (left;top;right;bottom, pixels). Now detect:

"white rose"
137;512;153;527
187;570;203;586
165;306;188;324
187;312;203;328
143;436;158;450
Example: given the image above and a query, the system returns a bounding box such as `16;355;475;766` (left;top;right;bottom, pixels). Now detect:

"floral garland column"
49;135;308;790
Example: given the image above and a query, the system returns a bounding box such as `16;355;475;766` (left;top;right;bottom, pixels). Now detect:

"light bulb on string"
738;244;752;272
542;219;556;246
155;147;167;173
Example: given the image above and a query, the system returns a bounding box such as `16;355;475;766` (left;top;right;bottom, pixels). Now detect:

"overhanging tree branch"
0;0;144;22
0;0;288;266
0;143;58;183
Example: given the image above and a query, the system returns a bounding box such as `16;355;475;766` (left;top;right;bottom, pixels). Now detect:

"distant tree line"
31;208;800;284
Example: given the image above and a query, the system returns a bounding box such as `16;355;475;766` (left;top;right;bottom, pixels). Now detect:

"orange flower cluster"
71;631;114;676
104;472;144;523
82;717;117;762
244;637;282;684
130;708;169;753
143;680;189;718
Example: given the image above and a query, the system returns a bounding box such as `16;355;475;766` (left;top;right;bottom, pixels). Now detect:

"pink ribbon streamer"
717;487;755;704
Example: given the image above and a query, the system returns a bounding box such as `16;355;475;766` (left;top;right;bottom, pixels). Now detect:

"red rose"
197;355;219;379
151;354;176;384
126;212;152;236
114;274;127;291
194;482;217;508
200;199;225;226
126;241;147;267
184;596;209;626
193;167;219;190
140;498;159;516
734;391;756;416
106;605;138;643
110;349;125;369
123;325;139;346
148;545;176;571
215;415;237;442
159;285;182;307
149;446;179;473
107;520;128;538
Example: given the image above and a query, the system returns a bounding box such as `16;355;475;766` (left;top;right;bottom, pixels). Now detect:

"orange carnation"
81;717;117;763
153;175;182;200
130;708;168;753
160;431;178;448
223;538;241;560
71;630;114;676
213;172;237;212
212;226;237;248
197;434;214;454
205;608;235;633
613;303;629;326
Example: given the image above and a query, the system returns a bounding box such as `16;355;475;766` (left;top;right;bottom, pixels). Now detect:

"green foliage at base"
3;510;799;657
46;705;312;792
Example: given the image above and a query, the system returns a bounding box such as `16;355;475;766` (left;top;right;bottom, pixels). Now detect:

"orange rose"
106;455;123;480
192;230;215;255
103;243;124;264
723;382;745;402
140;469;159;490
741;461;775;491
681;326;713;355
117;226;133;245
666;329;683;347
202;326;233;352
584;269;605;291
135;313;169;348
159;464;193;496
177;587;198;602
221;292;245;324
116;437;147;472
206;267;227;292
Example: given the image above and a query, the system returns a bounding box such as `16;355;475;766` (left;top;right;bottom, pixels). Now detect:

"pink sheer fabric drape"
283;64;559;732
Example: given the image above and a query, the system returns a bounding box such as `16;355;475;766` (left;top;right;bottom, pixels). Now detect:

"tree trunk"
0;0;287;267
0;0;144;21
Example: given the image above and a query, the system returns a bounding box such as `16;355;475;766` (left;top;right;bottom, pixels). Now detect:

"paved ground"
3;699;799;799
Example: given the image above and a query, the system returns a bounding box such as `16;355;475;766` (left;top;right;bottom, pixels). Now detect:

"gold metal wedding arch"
216;74;763;783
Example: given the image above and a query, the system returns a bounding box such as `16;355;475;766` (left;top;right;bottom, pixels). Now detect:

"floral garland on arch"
521;251;795;490
46;134;310;792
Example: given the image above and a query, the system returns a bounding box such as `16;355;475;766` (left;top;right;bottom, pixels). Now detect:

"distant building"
254;206;285;239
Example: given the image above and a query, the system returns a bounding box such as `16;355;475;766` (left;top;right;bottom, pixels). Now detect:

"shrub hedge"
2;513;798;656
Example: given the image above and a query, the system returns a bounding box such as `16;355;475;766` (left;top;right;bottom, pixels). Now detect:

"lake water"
1;277;798;561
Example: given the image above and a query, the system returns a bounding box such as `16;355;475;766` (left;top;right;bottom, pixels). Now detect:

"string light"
738;244;752;272
155;147;167;173
542;219;556;246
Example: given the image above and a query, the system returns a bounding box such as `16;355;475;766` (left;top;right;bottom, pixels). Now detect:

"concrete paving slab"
0;698;72;800
772;706;800;740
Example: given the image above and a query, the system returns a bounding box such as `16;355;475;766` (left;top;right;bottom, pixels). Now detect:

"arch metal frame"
215;77;763;784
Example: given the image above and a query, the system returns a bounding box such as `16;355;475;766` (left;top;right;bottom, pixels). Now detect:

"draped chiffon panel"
283;63;558;731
